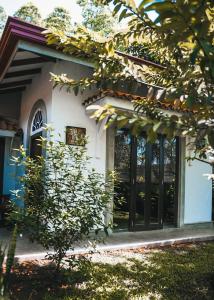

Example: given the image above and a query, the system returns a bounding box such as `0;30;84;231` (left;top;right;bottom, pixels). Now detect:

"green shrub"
12;127;114;271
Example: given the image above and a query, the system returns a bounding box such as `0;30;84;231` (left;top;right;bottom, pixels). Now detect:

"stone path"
0;226;214;261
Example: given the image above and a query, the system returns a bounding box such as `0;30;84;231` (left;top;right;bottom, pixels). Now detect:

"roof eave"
0;17;47;81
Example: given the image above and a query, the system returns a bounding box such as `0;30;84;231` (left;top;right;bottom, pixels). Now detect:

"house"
0;17;213;231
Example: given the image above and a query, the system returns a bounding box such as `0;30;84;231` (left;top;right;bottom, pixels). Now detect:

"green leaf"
138;0;155;12
117;118;128;128
153;121;162;132
73;86;79;96
119;9;128;22
147;127;157;143
113;3;122;15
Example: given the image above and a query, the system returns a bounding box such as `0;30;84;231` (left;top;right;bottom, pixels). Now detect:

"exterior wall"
184;139;212;224
4;56;212;227
51;61;106;174
19;62;54;147
1;62;54;201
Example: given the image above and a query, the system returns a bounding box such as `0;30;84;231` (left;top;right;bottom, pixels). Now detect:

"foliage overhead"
47;0;214;159
14;2;42;26
0;6;7;35
44;7;72;33
77;0;117;36
11;127;113;270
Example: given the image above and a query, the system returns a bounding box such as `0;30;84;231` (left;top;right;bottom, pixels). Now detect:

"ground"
7;242;214;300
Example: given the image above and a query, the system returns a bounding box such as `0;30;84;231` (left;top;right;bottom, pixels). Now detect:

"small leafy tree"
12;128;113;271
77;0;116;36
46;0;214;157
44;7;72;33
0;6;7;36
14;2;42;26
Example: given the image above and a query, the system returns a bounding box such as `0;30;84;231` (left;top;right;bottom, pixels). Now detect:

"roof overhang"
0;17;165;97
0;17;94;85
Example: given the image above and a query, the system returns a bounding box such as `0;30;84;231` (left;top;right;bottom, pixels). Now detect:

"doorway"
0;138;5;195
30;133;42;159
114;129;179;231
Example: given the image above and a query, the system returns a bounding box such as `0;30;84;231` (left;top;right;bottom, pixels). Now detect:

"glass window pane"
163;138;176;225
114;129;131;229
150;139;160;224
135;136;146;226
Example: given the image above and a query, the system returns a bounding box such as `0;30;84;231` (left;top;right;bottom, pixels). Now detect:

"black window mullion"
129;135;137;231
0;138;5;195
145;141;151;227
159;136;164;227
174;137;180;226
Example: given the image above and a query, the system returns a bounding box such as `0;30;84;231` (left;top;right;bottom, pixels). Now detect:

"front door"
114;129;178;231
0;138;5;195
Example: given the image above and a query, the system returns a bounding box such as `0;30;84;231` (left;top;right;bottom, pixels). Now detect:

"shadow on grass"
8;242;214;300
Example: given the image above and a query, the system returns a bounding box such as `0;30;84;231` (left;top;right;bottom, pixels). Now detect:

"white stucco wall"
184;141;212;224
2;62;55;202
19;62;54;146
51;61;106;174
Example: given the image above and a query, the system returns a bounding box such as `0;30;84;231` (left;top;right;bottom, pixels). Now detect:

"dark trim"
129;135;137;230
0;138;5;195
159;136;164;226
174;137;180;226
116;51;166;70
11;57;49;66
0;79;32;89
20;51;57;62
145;140;151;227
5;68;41;78
0;86;26;94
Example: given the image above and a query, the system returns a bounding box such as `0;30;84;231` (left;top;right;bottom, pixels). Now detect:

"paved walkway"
1;226;214;261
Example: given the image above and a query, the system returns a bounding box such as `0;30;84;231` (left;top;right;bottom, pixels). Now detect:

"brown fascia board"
0;17;47;81
116;51;165;70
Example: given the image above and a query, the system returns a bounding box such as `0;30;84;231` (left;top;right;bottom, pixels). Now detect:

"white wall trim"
18;40;94;68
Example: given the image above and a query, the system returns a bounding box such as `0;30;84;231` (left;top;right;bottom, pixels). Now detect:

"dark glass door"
114;129;131;229
0;138;5;195
114;129;178;231
134;135;146;228
163;138;178;225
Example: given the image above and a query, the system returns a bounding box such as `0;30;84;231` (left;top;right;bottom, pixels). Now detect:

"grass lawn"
7;242;214;300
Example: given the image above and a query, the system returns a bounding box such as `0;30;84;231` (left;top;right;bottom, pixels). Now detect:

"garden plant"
12;127;114;271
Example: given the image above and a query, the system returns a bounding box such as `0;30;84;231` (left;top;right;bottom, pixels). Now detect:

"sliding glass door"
114;129;178;231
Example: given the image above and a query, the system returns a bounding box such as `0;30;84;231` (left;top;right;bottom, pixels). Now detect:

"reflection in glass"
114;128;177;230
150;139;160;224
135;136;146;226
163;138;176;225
114;129;131;229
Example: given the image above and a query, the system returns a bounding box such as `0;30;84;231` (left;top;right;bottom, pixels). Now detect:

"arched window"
28;101;47;158
31;109;44;135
